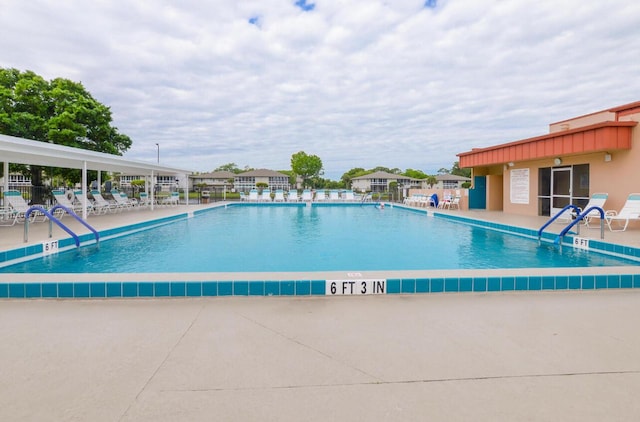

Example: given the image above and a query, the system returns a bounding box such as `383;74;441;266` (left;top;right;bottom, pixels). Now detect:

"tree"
451;161;471;178
214;163;242;173
403;168;428;179
0;67;132;195
340;167;368;187
290;151;323;188
371;166;401;174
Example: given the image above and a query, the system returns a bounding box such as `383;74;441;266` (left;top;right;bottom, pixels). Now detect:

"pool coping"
1;202;640;299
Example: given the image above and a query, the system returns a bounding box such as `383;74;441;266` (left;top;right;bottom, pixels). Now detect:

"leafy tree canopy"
214;163;243;173
403;168;428;179
340;167;368;187
371;166;401;174
0;67;132;154
0;67;132;185
290;151;323;187
451;161;471;178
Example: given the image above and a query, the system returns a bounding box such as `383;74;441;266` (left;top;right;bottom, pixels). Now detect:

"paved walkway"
2;292;640;421
2;203;640;420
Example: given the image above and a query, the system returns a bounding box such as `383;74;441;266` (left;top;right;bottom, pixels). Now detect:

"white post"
82;161;88;220
150;171;155;211
3;161;8;210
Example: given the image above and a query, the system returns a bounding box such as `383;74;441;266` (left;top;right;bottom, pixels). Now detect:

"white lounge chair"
239;192;247;201
274;189;285;202
52;190;83;214
315;189;326;201
0;206;18;226
248;189;259;202
260;189;272;202
605;193;640;232
74;190;104;215
448;190;461;210
329;190;339;201
287;189;299;202
576;193;608;228
91;190;121;212
111;190;136;209
138;192;152;208
301;189;312;202
438;191;452;209
3;190;47;222
403;194;420;206
161;191;180;206
344;190;355;201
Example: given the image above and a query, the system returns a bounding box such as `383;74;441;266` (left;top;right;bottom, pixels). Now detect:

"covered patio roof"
1;133;193;219
0;133;191;175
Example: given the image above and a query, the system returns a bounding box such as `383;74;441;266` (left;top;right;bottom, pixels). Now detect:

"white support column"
2;161;8;210
182;173;188;206
150;171;155;211
82;161;88;220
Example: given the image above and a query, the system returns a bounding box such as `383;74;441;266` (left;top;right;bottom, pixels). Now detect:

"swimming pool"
1;203;639;299
1;203;636;273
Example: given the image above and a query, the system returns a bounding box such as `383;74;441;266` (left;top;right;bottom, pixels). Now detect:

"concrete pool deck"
1;202;640;420
2;292;640;421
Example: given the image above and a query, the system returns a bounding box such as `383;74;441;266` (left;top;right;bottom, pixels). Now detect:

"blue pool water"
1;204;636;273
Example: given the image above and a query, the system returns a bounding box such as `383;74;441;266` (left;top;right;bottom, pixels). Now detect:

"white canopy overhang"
1;133;193;218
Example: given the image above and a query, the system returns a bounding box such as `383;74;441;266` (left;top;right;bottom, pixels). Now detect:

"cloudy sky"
2;1;640;179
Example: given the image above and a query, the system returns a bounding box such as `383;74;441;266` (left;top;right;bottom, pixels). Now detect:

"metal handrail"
537;204;581;242
24;205;99;247
554;206;605;244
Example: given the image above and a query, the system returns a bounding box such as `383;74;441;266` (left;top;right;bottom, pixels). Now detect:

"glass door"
551;167;571;217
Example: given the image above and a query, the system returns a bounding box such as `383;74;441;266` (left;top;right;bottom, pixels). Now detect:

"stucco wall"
549;110;616;133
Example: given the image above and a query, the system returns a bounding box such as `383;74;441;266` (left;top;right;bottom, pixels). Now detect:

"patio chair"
605;193;640;232
52;190;83;214
287;189;299;202
315;189;326;201
110;190;136;209
91;190;121;212
161;191;180;206
448;190;461;210
138;192;152;208
343;190;355;201
3;190;47;222
329;190;340;201
576;193;608;228
301;189;312;202
74;190;104;215
0;207;18;226
239;192;247;201
274;189;285;202
260;189;272;202
248;189;259;202
438;191;452;209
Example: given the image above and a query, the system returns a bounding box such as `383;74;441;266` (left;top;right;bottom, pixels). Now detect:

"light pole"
155;143;159;163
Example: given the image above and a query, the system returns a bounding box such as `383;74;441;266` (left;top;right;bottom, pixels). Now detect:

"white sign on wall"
510;168;530;204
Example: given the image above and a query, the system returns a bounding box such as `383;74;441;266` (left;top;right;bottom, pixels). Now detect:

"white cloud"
2;0;640;179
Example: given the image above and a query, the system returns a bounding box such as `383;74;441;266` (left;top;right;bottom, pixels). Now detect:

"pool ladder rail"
24;204;100;247
537;204;605;245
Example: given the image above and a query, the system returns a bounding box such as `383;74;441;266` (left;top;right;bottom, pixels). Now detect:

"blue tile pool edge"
3;273;640;299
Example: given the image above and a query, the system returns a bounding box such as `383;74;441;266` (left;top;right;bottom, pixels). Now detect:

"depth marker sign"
326;279;386;295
